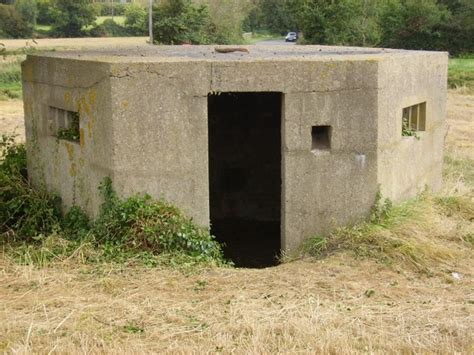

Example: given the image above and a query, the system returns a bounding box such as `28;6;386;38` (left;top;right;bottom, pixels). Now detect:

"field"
0;42;473;353
448;57;474;94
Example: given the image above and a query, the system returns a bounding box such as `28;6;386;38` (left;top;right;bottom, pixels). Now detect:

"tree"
436;0;474;54
124;4;147;35
378;0;450;50
297;0;375;45
152;0;215;44
14;0;37;34
49;0;96;37
0;4;31;38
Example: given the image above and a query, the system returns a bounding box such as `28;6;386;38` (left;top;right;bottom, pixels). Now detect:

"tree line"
0;0;472;55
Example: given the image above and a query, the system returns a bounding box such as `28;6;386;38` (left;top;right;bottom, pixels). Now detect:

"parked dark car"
285;32;298;42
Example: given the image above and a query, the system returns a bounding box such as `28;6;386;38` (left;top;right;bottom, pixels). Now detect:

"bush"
0;135;61;242
93;177;224;262
14;0;37;34
378;0;450;50
89;19;130;37
124;3;147;35
152;0;219;44
49;0;96;37
97;2;126;16
0;135;225;266
37;0;54;25
0;4;32;38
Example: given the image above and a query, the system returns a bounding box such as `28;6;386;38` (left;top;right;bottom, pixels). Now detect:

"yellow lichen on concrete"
64;92;72;105
22;63;34;82
87;121;93;139
65;142;74;161
88;90;97;107
69;162;77;177
80;128;85;148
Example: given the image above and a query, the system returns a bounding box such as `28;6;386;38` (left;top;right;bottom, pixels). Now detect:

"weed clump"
0;135;60;241
0;135;225;267
303;189;472;272
93;177;225;263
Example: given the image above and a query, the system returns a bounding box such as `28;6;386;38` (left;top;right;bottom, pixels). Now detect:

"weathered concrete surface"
22;45;447;253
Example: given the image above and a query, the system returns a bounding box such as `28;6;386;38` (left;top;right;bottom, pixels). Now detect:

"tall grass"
448;57;474;94
0;59;22;100
302;154;474;272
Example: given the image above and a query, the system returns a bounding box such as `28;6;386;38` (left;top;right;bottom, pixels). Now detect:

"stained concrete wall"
22;56;114;216
22;46;447;254
377;52;448;202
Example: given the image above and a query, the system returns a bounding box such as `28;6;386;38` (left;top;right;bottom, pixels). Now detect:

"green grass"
35;24;52;33
0;60;22;100
448;57;474;93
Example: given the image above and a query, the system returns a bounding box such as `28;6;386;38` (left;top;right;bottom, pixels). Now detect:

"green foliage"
298;0;379;45
89;19;130;38
0;136;226;267
378;0;450;50
243;0;299;35
93;2;126;17
448;58;474;93
49;0;96;37
0;4;32;38
56;112;80;141
0;59;22;100
94;177;224;262
36;0;54;25
401;118;420;139
14;0;38;34
0;135;61;242
124;4;147;35
152;0;212;44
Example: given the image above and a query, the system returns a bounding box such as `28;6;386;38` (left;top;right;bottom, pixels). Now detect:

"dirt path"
1;37;148;52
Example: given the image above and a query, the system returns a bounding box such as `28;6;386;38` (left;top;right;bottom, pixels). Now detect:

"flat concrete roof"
30;45;445;63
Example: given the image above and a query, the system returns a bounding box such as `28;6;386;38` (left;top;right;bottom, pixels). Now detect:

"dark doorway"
208;92;282;268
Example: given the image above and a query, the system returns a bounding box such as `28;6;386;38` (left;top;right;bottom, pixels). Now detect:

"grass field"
448;57;474;94
0;42;473;353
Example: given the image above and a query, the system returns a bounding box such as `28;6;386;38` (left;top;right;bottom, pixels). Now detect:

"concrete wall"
107;62;211;226
22;56;114;216
377;52;448;202
22;48;447;254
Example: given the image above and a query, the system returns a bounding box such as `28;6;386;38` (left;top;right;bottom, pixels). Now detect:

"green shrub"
124;4;147;35
0;136;225;266
49;0;96;37
93;177;224;262
0;60;22;100
152;0;218;44
0;135;61;242
0;4;32;38
89;19;130;37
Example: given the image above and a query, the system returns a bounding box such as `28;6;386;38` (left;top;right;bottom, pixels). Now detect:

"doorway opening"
208;92;282;268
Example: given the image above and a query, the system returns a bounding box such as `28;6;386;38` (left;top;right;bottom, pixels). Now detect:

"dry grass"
1;253;473;354
0;92;473;353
